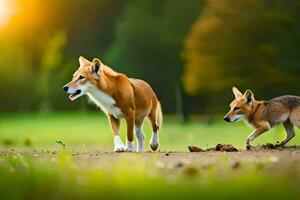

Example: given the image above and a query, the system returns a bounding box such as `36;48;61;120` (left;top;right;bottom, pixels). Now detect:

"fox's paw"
150;143;159;151
114;145;125;152
150;132;159;151
114;135;125;152
246;144;252;151
125;140;135;152
275;141;283;147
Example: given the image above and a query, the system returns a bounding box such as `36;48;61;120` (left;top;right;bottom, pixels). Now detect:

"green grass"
0;149;300;200
0;112;299;150
0;112;300;200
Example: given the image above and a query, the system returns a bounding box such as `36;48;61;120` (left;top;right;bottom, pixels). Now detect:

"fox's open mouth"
69;90;81;101
231;118;240;122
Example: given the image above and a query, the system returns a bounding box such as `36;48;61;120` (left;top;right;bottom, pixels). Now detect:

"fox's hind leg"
135;117;145;152
290;107;300;129
148;113;159;151
275;120;295;147
148;100;162;151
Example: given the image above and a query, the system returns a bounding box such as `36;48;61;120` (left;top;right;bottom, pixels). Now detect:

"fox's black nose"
63;86;69;92
223;116;230;122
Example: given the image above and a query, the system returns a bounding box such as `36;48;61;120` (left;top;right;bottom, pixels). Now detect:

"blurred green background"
1;0;300;114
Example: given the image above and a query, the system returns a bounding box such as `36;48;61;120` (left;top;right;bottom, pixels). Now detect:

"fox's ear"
91;58;102;76
243;89;254;105
79;56;90;67
232;86;242;98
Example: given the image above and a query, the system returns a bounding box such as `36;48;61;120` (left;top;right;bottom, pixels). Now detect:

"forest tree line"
0;0;299;114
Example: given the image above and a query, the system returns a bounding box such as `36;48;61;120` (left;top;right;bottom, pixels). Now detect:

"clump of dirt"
247;143;298;152
188;146;206;152
188;144;239;152
252;143;294;151
261;144;299;151
261;143;276;149
216;144;239;152
206;147;217;151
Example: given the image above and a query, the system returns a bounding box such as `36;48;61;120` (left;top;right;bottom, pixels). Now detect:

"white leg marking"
150;131;159;151
114;135;125;152
125;140;135;152
135;126;145;152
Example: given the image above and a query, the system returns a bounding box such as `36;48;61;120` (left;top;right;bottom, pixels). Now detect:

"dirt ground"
2;145;300;169
1;146;300;200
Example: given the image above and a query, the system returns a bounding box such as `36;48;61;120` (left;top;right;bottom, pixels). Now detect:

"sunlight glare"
0;0;16;27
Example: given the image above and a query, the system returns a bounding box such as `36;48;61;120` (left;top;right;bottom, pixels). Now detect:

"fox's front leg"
246;123;270;150
125;109;135;152
108;115;125;152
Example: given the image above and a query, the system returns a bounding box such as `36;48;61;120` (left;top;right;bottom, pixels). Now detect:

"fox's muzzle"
63;85;69;92
223;116;231;122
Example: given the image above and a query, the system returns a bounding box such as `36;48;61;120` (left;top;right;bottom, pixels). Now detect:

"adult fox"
63;56;162;152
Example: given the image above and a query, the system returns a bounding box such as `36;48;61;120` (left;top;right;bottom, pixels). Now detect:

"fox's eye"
78;75;85;80
234;107;240;111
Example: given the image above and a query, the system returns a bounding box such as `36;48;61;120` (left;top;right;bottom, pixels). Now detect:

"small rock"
269;156;279;163
183;166;198;177
231;161;241;169
188;146;206;152
175;162;184;168
156;161;165;169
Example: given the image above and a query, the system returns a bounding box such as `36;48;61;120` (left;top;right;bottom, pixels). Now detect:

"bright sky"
0;0;17;27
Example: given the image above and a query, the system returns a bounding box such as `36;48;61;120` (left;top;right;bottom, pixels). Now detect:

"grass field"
0;112;300;200
1;112;299;150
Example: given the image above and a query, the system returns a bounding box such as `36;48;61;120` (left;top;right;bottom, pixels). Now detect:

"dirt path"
1;146;300;166
1;147;300;200
1;146;300;183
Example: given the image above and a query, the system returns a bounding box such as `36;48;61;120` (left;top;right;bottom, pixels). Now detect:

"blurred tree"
56;0;125;57
38;30;67;111
105;0;205;113
0;46;35;111
183;0;300;112
0;0;126;111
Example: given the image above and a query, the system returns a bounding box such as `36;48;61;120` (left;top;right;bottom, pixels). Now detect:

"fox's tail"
156;101;163;130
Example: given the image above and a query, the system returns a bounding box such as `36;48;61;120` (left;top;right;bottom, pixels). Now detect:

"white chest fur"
87;89;123;118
